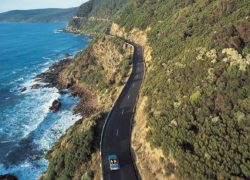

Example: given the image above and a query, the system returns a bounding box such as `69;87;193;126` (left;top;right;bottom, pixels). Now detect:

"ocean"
0;22;90;179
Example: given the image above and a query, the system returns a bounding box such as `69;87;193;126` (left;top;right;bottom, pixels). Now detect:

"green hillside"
115;0;250;179
0;8;78;23
67;0;128;33
44;0;250;179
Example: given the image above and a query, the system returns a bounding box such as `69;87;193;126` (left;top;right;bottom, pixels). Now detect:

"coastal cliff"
110;22;171;180
42;0;250;179
113;1;250;179
41;34;133;180
66;0;128;34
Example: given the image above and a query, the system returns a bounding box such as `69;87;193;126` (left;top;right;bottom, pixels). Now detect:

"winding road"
101;38;144;180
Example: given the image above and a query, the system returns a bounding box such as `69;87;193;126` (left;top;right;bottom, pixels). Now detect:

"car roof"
108;154;118;159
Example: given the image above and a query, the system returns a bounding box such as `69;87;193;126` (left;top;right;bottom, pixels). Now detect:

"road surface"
101;39;144;180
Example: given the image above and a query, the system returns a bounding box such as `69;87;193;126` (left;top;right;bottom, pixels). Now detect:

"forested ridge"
0;8;77;22
45;0;250;179
43;32;133;180
67;0;128;33
115;0;250;179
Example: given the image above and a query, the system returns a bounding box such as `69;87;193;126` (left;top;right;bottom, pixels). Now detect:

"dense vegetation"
65;34;132;92
0;8;77;23
115;0;250;179
67;0;128;33
44;0;250;179
44;113;106;180
43;34;132;179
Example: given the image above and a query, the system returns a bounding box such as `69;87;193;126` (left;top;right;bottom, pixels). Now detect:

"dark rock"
0;174;18;180
214;18;250;52
31;84;41;89
59;90;68;95
66;78;75;89
35;59;72;88
71;91;78;97
64;53;71;58
49;100;61;112
235;18;250;41
19;87;27;92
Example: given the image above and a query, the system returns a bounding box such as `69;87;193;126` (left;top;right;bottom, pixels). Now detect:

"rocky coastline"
32;56;98;117
0;174;18;180
57;28;96;38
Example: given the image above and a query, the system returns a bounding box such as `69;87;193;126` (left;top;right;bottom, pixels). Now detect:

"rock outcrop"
0;174;18;180
42;33;134;180
110;22;169;180
49;100;61;112
110;23;152;70
36;59;71;88
58;34;133;110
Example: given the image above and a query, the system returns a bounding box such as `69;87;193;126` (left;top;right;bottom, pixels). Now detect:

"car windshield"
110;159;117;164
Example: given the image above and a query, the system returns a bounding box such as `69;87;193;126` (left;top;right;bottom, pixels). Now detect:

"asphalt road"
101;39;144;180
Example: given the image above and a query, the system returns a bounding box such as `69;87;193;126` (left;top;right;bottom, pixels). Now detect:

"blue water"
0;22;90;179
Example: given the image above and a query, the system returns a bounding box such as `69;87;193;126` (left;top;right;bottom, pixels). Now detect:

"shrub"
115;0;250;179
165;163;175;177
44;113;106;180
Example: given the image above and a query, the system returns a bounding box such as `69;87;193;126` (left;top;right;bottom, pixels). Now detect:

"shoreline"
57;28;96;37
33;30;98;117
0;23;96;180
38;27;135;180
34;56;98;117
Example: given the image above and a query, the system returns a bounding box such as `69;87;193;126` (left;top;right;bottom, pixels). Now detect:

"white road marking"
116;129;119;136
128;95;130;99
132;83;135;87
122;109;125;114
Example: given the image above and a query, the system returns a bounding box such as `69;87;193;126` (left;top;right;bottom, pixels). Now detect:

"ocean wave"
0;22;88;180
0;90;81;180
0;159;48;180
42;57;51;61
0;140;14;144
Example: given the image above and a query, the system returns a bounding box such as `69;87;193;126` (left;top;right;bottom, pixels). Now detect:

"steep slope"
44;0;250;179
67;0;128;34
113;0;250;179
41;34;134;180
0;8;77;23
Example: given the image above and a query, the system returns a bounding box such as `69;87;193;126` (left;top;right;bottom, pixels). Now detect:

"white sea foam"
0;140;13;144
0;159;48;180
53;49;60;53
42;57;51;61
0;24;88;180
0;56;81;178
0;84;81;180
33;94;81;150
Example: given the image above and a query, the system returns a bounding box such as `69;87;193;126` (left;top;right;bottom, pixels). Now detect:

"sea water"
0;22;90;179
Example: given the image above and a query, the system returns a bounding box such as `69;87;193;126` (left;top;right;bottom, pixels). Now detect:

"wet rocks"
19;87;27;92
59;90;68;95
35;56;98;117
64;53;71;58
36;59;71;88
0;174;18;180
49;100;61;112
31;84;41;89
